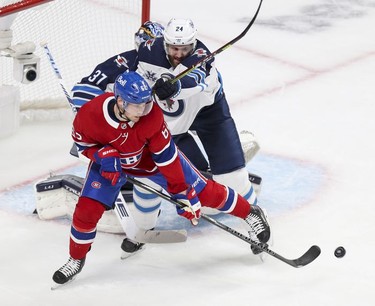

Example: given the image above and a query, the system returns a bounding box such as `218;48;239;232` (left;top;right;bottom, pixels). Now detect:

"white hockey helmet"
163;18;197;49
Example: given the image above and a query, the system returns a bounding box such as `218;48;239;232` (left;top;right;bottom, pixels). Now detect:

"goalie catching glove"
93;145;122;186
173;186;201;225
153;73;181;100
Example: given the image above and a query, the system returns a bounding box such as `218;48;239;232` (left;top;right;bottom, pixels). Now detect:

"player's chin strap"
115;101;130;121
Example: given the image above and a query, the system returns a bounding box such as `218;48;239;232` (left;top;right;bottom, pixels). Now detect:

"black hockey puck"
334;246;346;258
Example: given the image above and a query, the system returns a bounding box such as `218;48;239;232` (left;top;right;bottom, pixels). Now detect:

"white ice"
1;0;375;305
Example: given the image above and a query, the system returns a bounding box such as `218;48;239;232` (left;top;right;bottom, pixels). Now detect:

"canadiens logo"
91;181;101;189
115;55;129;68
120;152;142;168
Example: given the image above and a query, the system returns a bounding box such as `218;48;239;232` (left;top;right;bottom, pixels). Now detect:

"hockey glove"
93;146;121;186
153;73;181;100
173;186;201;226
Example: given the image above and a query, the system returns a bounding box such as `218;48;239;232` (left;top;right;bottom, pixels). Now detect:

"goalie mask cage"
0;0;150;120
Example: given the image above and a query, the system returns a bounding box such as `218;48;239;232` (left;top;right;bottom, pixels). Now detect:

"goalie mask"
114;71;153;119
134;21;165;50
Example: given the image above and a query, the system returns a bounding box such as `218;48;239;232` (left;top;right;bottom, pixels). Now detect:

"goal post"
0;0;151;121
0;0;54;17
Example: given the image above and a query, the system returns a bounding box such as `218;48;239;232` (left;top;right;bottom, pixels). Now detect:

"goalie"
52;71;271;286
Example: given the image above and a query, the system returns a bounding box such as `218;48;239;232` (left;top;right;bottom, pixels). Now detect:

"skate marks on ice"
246;153;326;215
240;0;375;34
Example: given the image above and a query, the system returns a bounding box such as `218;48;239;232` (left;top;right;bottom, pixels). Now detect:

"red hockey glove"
93;146;121;186
173;186;201;226
153;73;181;100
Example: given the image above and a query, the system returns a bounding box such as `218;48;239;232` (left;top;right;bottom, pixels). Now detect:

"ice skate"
244;205;271;255
120;238;145;259
52;256;85;288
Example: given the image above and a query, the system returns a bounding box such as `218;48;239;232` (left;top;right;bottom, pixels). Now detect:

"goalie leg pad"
35;174;124;233
239;130;260;164
35;175;68;220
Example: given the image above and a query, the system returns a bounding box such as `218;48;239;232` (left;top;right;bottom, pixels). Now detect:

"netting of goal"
0;0;148;121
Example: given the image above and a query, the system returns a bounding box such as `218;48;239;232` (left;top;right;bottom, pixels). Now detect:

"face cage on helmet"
134;22;164;50
134;29;153;50
138;26;155;39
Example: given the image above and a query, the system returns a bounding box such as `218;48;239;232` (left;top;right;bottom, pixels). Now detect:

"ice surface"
1;0;375;305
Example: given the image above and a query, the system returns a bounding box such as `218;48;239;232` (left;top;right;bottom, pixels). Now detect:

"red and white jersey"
72;92;187;194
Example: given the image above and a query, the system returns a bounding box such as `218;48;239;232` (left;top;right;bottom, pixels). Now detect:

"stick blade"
291;245;321;268
134;229;188;244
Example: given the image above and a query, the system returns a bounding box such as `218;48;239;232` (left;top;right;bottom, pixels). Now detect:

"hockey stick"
171;0;264;83
41;43;187;244
127;176;321;268
40;43;77;113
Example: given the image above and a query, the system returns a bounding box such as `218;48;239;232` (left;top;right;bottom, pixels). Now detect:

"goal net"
0;0;149;121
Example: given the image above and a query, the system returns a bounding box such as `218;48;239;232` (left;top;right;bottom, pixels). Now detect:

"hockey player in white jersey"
133;18;259;222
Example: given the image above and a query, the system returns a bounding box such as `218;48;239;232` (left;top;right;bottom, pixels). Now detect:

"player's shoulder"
79;92;113;112
140;102;164;126
147;101;164;119
196;39;209;51
111;49;138;68
137;38;169;67
192;40;211;60
182;40;213;68
138;37;164;53
93;49;138;74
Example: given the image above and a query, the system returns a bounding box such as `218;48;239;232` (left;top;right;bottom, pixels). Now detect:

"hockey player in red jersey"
52;71;270;286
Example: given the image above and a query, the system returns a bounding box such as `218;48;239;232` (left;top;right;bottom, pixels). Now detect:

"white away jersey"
135;38;222;135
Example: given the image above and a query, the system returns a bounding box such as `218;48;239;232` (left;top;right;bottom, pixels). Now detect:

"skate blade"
120;245;145;260
256;229;274;263
50;277;76;290
252;207;273;262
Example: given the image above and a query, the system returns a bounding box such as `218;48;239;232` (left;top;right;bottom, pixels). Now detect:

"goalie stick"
171;0;264;83
41;43;187;244
127;177;321;268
